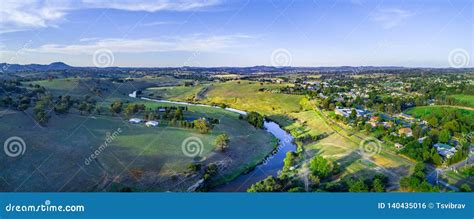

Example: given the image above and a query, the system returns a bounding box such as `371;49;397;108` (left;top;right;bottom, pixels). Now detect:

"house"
394;143;404;149
129;91;137;98
433;143;457;158
398;127;413;137
129;118;142;124
418;136;427;144
382;121;393;128
335;107;370;118
145;121;159;127
369;116;380;127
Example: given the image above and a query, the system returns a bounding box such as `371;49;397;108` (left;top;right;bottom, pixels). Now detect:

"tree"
283;152;297;171
399;162;439;192
124;104;136;116
34;110;49;125
246;112;264;128
309;155;333;179
173;108;184;120
193;119;211;134
439;129;451;143
349;109;357;120
430;148;443;166
412;125;423;139
215;134;230;152
110;101;123;114
247;176;283;192
427;116;439;127
322;98;331;110
460;183;471;192
78;102;88;115
348;179;369;192
371;178;385;192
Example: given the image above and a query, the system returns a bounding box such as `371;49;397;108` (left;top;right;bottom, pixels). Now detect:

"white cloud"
25;34;252;54
0;0;222;33
372;8;415;29
81;0;221;12
0;0;69;33
139;21;176;27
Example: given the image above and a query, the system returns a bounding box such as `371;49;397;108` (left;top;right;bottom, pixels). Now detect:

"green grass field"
450;94;474;107
284;110;334;140
143;85;206;101
406;105;474;117
405;106;474;128
200;80;303;115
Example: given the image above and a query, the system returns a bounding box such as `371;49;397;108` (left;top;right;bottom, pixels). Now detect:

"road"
426;145;473;191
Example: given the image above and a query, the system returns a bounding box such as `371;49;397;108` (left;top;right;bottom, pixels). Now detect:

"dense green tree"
283;152;298;171
348;179;369;192
460;183;471;192
247;176;283;192
246;112;264;128
438;129;451;143
110;101;123;114
309;155;333;179
215;133;230;152
371;178;385;192
193;119;211;134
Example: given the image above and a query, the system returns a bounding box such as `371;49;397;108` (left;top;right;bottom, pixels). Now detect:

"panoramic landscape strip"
0;2;473;219
0;63;472;193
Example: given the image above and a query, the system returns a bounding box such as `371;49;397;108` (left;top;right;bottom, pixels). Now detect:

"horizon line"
2;62;474;70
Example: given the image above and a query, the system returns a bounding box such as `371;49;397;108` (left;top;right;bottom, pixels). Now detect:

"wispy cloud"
372;8;415;29
139;21;178;27
25;34;252;54
0;0;222;33
81;0;222;12
0;0;69;33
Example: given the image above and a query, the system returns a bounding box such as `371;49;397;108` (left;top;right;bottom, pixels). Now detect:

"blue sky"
0;0;472;67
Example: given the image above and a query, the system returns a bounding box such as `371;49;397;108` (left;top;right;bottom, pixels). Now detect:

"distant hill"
1;62;470;74
0;62;73;73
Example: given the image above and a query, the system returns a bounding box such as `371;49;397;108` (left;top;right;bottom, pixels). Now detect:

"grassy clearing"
405;106;474;117
143;85;205;101
284;110;333;140
201;80;303;115
450;94;474;107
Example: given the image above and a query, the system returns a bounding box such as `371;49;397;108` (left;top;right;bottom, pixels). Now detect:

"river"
139;97;297;192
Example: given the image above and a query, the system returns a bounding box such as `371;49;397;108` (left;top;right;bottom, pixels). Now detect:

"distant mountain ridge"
0;62;72;73
1;62;467;74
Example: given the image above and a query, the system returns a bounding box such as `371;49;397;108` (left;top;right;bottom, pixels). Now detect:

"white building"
129;91;137;98
145;121;159;127
129;118;142;124
335;107;370;118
